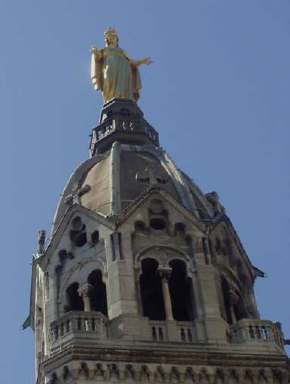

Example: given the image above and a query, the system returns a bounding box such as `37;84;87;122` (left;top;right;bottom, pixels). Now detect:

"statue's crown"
104;28;118;38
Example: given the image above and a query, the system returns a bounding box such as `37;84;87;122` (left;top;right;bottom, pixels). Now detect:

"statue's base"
89;99;159;156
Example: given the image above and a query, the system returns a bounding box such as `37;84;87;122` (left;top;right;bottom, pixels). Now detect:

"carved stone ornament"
136;167;168;187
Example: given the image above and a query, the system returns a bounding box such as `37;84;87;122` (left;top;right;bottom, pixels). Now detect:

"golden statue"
91;28;152;104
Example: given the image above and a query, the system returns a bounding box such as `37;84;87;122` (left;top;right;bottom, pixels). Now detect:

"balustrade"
149;321;195;343
150;321;167;342
50;311;108;347
230;319;284;349
177;322;194;343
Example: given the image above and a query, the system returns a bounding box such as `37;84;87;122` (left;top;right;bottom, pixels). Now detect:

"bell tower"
25;33;289;384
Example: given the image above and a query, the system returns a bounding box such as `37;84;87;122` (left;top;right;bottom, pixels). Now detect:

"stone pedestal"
89;99;159;156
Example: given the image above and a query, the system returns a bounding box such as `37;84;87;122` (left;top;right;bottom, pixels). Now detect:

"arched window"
169;260;193;321
70;216;87;247
87;270;108;316
140;258;165;320
174;223;186;236
221;277;247;324
91;230;99;245
65;282;84;312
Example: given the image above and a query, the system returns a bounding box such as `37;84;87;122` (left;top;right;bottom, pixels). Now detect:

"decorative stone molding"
89;99;159;156
47;363;290;384
65;184;91;206
136;167;169;187
134;245;193;275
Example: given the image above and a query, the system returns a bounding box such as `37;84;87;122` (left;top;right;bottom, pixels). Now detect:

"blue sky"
0;1;289;382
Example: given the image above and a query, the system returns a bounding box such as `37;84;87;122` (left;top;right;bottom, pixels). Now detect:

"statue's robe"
91;47;142;103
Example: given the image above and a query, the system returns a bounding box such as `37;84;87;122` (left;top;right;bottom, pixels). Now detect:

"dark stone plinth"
89;99;159;156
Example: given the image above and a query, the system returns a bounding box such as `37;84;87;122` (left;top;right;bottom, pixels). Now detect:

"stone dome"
53;141;215;233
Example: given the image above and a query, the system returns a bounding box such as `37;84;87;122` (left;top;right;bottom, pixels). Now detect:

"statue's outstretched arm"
130;57;153;67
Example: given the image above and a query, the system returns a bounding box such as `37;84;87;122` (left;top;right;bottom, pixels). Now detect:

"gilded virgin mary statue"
91;28;152;104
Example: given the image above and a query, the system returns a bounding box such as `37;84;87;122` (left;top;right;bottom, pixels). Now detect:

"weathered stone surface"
28;101;289;384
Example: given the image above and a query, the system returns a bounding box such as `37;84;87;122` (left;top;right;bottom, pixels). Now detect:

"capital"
157;267;172;280
78;283;94;298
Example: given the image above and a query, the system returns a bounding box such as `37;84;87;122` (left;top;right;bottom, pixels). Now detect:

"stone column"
78;283;93;312
158;268;174;321
228;289;239;324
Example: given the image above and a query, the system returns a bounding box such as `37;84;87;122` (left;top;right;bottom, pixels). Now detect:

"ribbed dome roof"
53;142;214;232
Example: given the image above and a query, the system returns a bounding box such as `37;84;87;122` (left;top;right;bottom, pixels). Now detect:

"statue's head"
104;28;119;48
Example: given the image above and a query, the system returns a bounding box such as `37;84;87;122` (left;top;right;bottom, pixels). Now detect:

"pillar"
158;268;174;321
78;283;93;312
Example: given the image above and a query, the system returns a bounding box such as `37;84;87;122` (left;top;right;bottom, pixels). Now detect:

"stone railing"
50;311;108;350
149;320;195;343
176;321;194;343
230;319;284;349
150;321;167;342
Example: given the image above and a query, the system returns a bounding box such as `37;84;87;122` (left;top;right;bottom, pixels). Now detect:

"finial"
37;230;46;255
